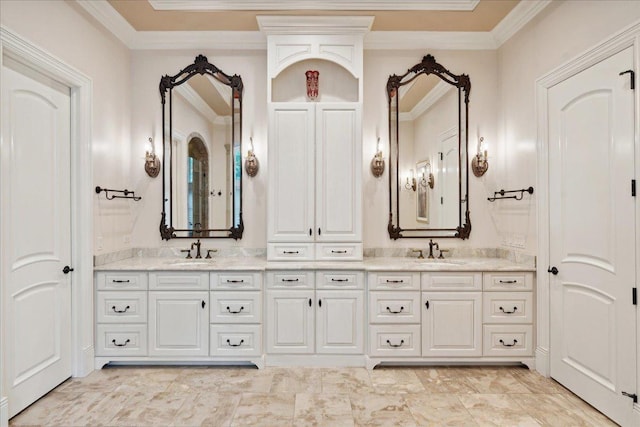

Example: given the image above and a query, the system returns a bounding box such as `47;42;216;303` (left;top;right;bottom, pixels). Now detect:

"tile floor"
9;365;617;426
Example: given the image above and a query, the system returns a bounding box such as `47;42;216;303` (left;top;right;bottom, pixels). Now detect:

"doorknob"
62;265;74;274
548;266;559;275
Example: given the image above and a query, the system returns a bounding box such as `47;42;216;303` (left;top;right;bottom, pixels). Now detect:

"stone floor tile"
293;393;354;427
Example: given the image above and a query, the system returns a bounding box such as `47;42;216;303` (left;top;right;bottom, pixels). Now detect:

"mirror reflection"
160;55;243;240
388;54;470;239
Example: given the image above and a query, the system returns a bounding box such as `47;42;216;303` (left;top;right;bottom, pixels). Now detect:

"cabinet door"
315;103;362;242
149;291;208;356
422;292;482;357
265;290;314;354
316;290;363;354
268;103;315;242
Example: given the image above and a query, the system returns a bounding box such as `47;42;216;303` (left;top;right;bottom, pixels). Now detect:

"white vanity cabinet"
148;272;209;357
267;103;362;261
265;270;364;357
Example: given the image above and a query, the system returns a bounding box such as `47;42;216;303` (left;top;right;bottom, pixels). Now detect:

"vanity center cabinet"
265;270;364;355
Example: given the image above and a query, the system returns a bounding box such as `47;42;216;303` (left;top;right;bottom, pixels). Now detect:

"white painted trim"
535;17;640;399
404;81;453;121
175;84;219;124
0;26;94;381
257;16;374;35
492;0;551;47
75;0;136;47
74;0;549;50
0;397;7;427
149;0;480;11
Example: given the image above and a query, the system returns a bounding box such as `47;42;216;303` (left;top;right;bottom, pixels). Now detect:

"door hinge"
633;287;637;305
622;391;638;403
632;179;636;197
439;152;443;161
619;70;635;90
440;197;444;205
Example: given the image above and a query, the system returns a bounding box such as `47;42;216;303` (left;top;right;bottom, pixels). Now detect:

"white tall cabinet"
261;17;371;261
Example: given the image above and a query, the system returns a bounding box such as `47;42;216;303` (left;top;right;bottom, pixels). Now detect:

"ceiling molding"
492;0;551;47
149;0;480;11
75;0;550;51
408;80;453;120
75;0;137;46
174;84;219;124
257;16;374;35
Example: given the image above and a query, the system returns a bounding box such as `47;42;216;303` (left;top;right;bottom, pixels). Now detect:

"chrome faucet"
428;239;439;259
191;239;202;259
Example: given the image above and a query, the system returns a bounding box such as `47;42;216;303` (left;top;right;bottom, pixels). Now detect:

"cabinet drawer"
267;243;314;261
369;325;421;357
315;243;363;261
483;272;533;291
422;272;482;291
210;325;262;356
483;325;533;357
95;324;147;356
211;272;262;290
210;291;262;324
96;291;147;324
369;291;420;324
96;272;148;290
483;292;533;324
149;272;209;291
316;271;364;289
367;272;420;290
267;271;314;289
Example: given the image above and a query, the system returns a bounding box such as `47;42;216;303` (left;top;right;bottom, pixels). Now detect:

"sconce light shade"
471;136;489;177
145;137;161;178
245;137;259;177
371;137;385;178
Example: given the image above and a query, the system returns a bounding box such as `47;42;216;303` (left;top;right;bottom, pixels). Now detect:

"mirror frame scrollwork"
159;54;244;240
387;54;471;240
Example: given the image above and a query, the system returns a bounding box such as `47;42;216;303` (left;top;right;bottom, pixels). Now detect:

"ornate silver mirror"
387;54;471;239
159;55;243;240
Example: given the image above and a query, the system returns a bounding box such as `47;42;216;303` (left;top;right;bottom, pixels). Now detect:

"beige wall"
1;0;133;255
495;0;640;255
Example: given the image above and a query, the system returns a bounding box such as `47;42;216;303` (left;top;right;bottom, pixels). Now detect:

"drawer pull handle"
112;279;131;283
226;306;245;314
226;339;244;347
112;339;130;347
386;339;404;348
331;250;347;254
226;279;245;283
282;278;299;282
112;305;130;313
499;339;518;347
386;306;404;314
386;279;404;283
331;278;349;282
498;280;517;284
499;306;518;314
283;250;299;254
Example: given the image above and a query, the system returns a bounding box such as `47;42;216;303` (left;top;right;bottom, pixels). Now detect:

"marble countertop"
94;256;535;272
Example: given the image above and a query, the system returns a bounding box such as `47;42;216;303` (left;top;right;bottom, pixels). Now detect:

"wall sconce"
419;162;435;189
244;137;259;177
371;137;385;178
404;169;416;191
145;137;161;178
472;136;489;177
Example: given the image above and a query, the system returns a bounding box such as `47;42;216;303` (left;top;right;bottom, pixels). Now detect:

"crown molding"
492;0;551;47
257;16;374;35
174;84;219;124
398;80;453;122
75;0;137;46
75;0;549;51
149;0;480;11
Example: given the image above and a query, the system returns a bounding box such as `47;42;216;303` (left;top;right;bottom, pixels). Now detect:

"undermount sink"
412;259;465;265
169;260;213;267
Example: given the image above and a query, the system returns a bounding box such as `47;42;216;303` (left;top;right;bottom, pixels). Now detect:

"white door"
315;103;362;242
548;46;636;425
148;292;209;356
422;292;482;356
265;290;314;354
438;128;459;228
267;103;315;242
1;60;72;417
316;290;363;354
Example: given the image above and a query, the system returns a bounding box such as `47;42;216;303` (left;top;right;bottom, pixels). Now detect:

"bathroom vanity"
93;256;535;370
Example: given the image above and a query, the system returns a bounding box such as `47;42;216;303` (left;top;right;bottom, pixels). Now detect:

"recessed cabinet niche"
264;26;366;261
